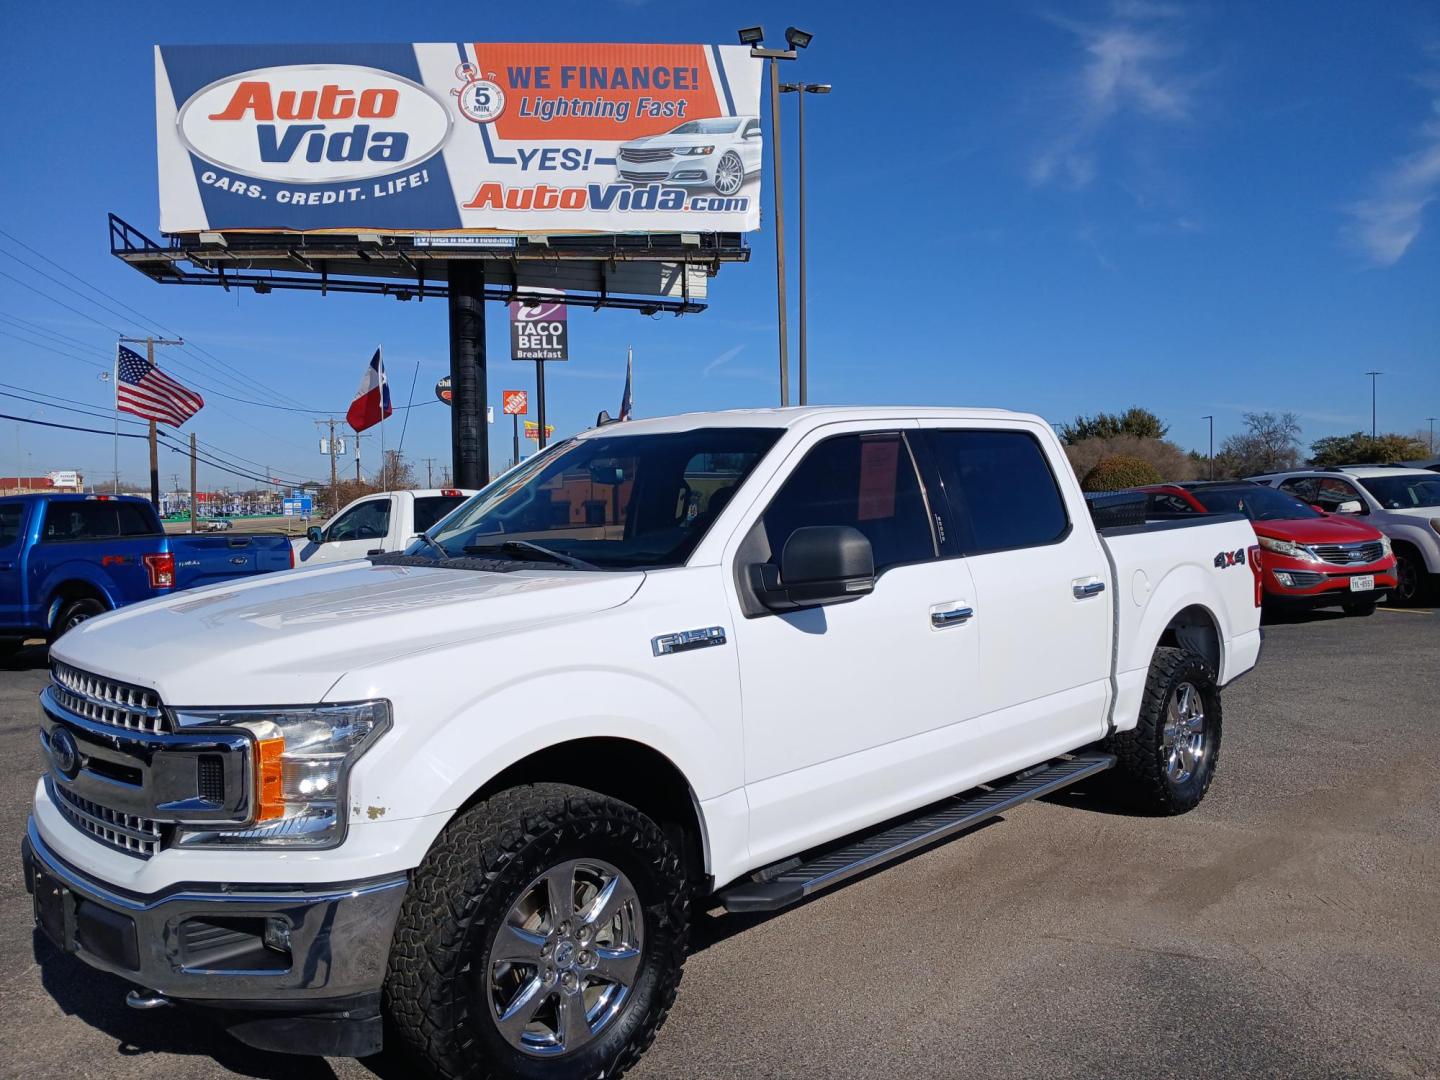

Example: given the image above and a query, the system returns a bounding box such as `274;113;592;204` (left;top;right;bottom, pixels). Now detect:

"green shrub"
1081;455;1163;492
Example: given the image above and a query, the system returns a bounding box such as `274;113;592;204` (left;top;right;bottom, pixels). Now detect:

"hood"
623;132;730;149
51;561;645;707
1251;515;1383;544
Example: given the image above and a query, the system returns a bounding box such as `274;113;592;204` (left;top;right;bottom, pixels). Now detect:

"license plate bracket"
1349;575;1375;593
32;867;76;953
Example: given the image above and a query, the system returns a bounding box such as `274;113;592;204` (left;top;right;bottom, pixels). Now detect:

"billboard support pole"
767;56;790;408
535;360;548;450
512;414;520;468
448;262;489;487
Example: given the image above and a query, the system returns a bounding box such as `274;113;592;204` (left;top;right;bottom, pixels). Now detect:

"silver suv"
1249;466;1440;604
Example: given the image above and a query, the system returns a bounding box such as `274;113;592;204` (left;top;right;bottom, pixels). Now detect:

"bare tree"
1214;412;1303;478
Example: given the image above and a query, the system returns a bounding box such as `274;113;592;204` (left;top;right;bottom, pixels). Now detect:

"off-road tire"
385;784;689;1080
1342;599;1377;617
49;597;106;643
1102;646;1221;815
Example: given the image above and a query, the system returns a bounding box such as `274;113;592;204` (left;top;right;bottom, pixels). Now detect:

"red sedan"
1136;482;1397;616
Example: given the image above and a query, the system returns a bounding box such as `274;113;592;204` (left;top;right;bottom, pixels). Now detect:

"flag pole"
397;359;420;457
112;341;120;493
378;346;386;489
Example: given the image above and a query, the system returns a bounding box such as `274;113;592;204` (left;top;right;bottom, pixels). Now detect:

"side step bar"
718;752;1115;913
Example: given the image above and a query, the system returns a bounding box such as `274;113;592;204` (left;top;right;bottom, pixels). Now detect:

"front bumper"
21;818;407;1055
616;160;718;186
1263;564;1396;608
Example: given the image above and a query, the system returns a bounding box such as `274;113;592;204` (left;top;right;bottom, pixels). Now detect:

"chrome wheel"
1162;681;1207;785
485;858;644;1057
713;152;744;196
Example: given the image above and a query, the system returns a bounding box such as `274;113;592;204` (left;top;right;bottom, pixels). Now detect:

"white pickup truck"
25;407;1263;1078
291;487;476;566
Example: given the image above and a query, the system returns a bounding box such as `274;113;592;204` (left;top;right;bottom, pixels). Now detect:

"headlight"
1257;535;1315;561
675;144;715;156
1430;517;1440;537
1380;535;1393;556
170;700;391;849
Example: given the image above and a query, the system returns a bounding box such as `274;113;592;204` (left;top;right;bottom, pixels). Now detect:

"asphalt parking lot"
1;606;1437;1079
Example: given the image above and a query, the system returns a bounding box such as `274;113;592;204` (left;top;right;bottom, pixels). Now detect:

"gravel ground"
1;604;1436;1079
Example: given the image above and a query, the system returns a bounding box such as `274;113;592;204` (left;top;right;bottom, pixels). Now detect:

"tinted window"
413;496;467;534
1146;492;1197;515
117;502;159;537
0;504;22;547
761;432;935;573
426;429;782;569
1190;485;1320;521
1313;477;1367;513
42;502;120;541
928;430;1069;553
1278;477;1318;502
328;499;391;542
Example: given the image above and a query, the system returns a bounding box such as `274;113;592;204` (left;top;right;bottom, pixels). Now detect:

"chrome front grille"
620;146;674;163
1311;541;1385;565
48;777;165;858
618;169;671;182
50;662;165;733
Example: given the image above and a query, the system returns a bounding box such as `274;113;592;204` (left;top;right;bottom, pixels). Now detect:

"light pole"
739;25;813;407
1427;417;1437;455
1366;370;1382;447
1202;415;1214;480
780;81;831;406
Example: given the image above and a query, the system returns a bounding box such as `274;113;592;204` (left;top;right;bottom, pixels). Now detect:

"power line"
0;387;144;426
0;329;110;370
1;411;146;439
0;232;321;412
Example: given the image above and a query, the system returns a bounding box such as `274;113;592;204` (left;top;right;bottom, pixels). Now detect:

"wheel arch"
44;577;114;630
458;737;712;893
1156;603;1222;677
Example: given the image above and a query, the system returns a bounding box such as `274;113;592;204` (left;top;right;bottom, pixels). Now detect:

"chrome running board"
718;752;1116;914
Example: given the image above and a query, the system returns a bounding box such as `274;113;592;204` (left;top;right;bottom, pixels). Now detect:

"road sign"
503;390;528;416
282;496;313;517
510;300;568;361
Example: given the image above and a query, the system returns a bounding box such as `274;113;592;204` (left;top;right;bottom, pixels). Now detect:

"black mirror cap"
306;526;323;543
751;525;875;611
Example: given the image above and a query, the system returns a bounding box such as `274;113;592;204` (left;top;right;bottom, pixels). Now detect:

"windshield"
1189;485;1321;522
414;428;782;569
1357;474;1440;509
668;118;742;135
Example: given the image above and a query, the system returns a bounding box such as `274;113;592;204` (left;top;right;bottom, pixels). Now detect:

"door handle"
1073;581;1106;598
0;561;13;570
930;606;974;627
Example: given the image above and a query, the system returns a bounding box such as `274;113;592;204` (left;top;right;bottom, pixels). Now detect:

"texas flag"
346;347;392;432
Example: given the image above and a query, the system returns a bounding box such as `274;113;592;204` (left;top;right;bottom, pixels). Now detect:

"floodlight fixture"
806;83;832;94
737;26;765;45
785;26;813;50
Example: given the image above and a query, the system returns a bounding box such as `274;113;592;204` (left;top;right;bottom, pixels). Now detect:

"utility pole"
1202;415;1214;480
189;432;197;534
315;418;341;515
1366;371;1382;446
422;457;436;487
1427;417;1437;456
119;335;184;512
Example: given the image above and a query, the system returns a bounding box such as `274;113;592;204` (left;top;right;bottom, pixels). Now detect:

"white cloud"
1344;96;1440;266
702;345;744;376
1031;3;1200;188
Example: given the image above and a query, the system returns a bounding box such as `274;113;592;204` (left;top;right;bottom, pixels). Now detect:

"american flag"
115;344;204;426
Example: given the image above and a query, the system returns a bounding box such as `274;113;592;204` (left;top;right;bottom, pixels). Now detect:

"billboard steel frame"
108;214;749;485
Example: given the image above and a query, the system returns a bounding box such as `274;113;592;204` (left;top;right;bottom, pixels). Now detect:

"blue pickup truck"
0;493;293;653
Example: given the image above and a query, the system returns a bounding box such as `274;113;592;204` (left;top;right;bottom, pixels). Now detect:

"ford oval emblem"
50;727;81;780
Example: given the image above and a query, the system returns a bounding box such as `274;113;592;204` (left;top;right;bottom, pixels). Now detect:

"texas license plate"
1350;575;1374;592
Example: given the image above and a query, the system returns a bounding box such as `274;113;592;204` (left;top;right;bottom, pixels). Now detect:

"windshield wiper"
414;530;451;561
464;540;599;571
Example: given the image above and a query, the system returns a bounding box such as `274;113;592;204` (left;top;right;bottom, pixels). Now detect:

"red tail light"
143;552;175;589
289;543;295;569
1248;545;1263;607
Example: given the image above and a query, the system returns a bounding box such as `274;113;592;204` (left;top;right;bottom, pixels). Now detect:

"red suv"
1136;482;1397;616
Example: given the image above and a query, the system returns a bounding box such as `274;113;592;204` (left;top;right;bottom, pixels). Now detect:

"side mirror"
306;526;323;543
750;525;875;611
1335;500;1363;514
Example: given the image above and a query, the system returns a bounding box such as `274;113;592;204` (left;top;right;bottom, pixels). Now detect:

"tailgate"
168;535;288;588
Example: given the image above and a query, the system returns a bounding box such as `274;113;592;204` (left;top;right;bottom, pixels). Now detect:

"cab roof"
576;405;1036;438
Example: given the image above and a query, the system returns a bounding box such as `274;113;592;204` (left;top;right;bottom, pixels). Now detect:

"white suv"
1249;466;1440;603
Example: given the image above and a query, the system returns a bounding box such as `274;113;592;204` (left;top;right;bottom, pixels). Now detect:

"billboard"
155;43;763;235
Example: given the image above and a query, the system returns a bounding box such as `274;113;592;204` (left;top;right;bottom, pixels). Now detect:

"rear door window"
0;504;23;547
117;502;160;536
926;430;1070;553
759;432;936;573
41;502;121;542
1278;477;1318;502
413;496;467;534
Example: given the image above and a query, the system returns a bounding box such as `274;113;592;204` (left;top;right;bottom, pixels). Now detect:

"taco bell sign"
510;300;568;361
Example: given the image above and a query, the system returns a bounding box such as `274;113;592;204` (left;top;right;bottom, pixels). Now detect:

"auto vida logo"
176;64;453;184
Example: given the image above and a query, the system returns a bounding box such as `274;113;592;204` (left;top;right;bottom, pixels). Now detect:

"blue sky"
3;0;1439;492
